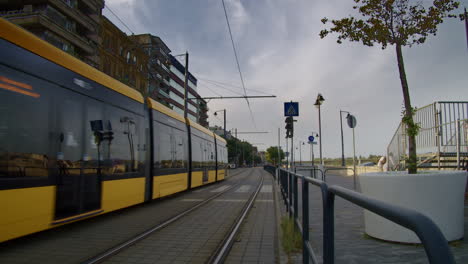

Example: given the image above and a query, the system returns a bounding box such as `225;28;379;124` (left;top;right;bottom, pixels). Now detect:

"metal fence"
264;165;455;264
387;101;468;170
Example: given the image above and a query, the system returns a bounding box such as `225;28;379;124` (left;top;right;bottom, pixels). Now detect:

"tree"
226;138;256;166
266;146;285;166
320;0;459;173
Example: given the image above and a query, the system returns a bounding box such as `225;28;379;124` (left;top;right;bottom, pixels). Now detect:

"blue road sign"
308;136;314;142
284;102;299;116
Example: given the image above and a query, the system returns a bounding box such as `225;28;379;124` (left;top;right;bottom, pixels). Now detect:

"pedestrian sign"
284;102;299;116
308;136;314;142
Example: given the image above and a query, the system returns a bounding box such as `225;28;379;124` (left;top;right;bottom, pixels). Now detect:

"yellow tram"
0;18;227;243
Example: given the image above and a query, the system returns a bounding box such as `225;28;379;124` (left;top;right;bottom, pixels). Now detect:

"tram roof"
147;98;186;124
0;18;144;104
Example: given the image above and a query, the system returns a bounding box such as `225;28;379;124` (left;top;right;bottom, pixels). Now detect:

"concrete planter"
359;171;467;243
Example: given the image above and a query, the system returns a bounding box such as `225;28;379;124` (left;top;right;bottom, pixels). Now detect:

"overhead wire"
105;5;135;34
200;80;245;96
104;4;208;111
221;0;257;129
199;78;274;96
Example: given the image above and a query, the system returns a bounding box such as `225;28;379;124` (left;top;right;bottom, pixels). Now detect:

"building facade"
1;1;209;127
0;0;104;68
169;55;209;126
130;34;172;106
99;16;148;94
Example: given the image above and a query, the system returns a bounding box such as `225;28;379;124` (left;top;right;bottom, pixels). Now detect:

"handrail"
264;165;455;264
328;185;455;264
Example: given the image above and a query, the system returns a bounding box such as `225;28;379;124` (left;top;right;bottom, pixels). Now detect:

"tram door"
201;141;208;183
55;99;102;220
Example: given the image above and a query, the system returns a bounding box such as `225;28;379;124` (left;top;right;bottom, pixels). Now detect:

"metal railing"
387;101;468;170
264;165;455;264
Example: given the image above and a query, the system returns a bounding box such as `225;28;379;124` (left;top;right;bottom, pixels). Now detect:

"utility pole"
340;110;345;167
286;134;289;169
318;106;322;165
277;128;281;167
183;52;189;119
299;142;302;166
224;110;226;139
314;94;325;165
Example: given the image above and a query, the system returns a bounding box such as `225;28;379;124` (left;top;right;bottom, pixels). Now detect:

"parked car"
228;163;236;169
360;162;376;166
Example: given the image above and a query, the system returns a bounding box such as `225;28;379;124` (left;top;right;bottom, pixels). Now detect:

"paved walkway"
226;169;279;263
293;171;468;263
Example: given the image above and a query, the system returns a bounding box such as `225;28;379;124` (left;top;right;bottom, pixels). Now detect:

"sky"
103;0;468;160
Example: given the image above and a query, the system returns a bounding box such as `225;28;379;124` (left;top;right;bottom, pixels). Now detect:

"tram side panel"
0;19;148;242
148;99;189;199
215;135;228;181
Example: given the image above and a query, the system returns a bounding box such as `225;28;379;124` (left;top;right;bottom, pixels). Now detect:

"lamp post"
314;93;325;165
214;109;226;138
342;112;358;190
308;131;318;178
340;110;350;167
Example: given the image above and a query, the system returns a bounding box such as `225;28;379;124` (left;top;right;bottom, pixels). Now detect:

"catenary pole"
183;52;189;119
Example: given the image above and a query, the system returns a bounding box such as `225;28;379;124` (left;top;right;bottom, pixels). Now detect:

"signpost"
308;134;317;178
284;101;299;171
284;102;299;117
346;114;357;190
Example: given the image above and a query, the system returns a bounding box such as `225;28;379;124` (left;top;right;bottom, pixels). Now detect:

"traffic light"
285;116;294;138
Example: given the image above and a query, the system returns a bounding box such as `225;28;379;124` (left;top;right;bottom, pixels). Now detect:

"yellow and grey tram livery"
0;18;228;243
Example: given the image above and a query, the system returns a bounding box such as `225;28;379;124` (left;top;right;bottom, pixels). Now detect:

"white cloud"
105;1;468;158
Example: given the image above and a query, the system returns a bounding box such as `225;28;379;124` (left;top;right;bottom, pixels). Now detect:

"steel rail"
83;170;252;264
210;170;265;264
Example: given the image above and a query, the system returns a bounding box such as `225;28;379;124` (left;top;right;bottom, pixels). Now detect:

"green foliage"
320;0;460;48
280;216;302;257
265;146;285;165
401;107;421;137
320;0;458;174
226;138;261;166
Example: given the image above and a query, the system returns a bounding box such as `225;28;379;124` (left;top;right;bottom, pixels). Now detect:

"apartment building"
0;0;104;68
130;34;172;105
99;16;148;94
169;55;209;126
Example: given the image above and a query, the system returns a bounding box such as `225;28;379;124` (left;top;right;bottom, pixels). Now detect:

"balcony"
49;0;96;32
159;88;170;98
5;12;94;54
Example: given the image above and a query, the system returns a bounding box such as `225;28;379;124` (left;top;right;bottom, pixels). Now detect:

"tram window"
83;100;104;173
153;122;172;169
57;98;83;174
172;129;187;169
0;70;53;180
190;135;203;169
104;105;142;174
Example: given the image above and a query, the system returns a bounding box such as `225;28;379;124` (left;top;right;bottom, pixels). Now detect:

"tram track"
83;169;257;264
209;170;265;264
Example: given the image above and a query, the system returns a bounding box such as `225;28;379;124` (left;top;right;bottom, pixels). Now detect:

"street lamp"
340;110;350;167
214;109;226;139
314;93;325;165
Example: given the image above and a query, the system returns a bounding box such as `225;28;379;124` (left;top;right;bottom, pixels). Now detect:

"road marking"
181;199;203;202
235;185;251;192
214;199;248;202
210;185;230;192
260;185;272;193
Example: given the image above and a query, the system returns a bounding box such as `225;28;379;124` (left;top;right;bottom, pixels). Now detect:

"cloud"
104;1;468;158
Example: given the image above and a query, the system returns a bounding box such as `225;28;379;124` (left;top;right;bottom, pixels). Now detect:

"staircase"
387;101;468;171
